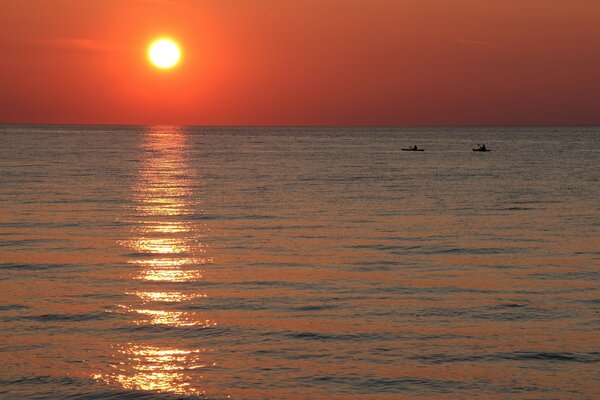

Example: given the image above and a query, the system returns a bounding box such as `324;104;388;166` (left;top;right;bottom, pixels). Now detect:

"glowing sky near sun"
1;0;599;125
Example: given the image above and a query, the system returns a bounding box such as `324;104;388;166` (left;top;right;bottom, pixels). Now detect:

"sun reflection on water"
96;127;216;397
114;305;216;327
135;265;205;282
128;291;206;303
93;345;214;396
142;220;191;234
134;309;216;327
130;237;189;254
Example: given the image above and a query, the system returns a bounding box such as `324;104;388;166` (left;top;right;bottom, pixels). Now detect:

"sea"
0;125;598;399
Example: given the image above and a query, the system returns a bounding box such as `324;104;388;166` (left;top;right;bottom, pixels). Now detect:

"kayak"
472;148;490;152
401;148;424;151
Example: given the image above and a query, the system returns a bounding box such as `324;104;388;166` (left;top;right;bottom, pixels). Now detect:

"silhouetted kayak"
472;148;491;152
401;148;424;151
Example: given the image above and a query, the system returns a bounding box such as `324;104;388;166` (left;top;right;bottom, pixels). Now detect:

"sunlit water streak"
0;125;598;399
94;128;218;396
92;344;213;397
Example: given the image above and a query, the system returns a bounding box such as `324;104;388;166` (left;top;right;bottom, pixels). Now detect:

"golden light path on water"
94;345;214;396
94;127;216;396
129;291;206;303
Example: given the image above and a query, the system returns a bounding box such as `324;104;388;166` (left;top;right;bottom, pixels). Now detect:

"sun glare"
148;39;181;69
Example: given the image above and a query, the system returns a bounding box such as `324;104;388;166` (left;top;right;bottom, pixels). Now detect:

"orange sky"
1;0;599;126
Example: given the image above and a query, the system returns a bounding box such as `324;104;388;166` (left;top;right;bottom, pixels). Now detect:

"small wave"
289;304;338;312
426;286;497;294
237;280;317;290
0;304;29;311
504;352;600;362
474;308;570;322
21;312;113;323
111;322;228;339
0;239;59;247
420;246;527;255
280;331;397;342
411;351;600;364
0;375;211;400
0;375;81;387
525;271;600;281
489;303;528;309
249;224;327;231
347;244;421;251
186;300;268;311
352;260;400;266
0;221;82;228
189;213;277;221
0;342;48;352
292;374;481;393
352;264;393;271
346;244;527;255
350;260;401;271
0;263;79;270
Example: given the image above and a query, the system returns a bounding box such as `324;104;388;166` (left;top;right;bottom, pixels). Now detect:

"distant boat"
473;144;490;152
401;146;424;151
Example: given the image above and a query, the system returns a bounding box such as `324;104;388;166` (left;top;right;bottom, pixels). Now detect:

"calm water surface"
0;126;598;399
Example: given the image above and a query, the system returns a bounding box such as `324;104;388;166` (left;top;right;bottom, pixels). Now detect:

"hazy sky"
1;0;599;125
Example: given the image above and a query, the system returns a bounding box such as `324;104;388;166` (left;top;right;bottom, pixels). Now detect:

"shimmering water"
0;125;598;399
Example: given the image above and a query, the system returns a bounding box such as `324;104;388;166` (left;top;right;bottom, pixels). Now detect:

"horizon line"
2;122;600;129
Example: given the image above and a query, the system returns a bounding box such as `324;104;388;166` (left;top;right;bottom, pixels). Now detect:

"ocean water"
0;125;598;399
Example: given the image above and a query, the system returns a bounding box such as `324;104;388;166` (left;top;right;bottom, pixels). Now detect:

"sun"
148;39;181;69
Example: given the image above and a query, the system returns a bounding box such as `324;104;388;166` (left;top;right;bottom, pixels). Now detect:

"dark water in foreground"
0;125;598;399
